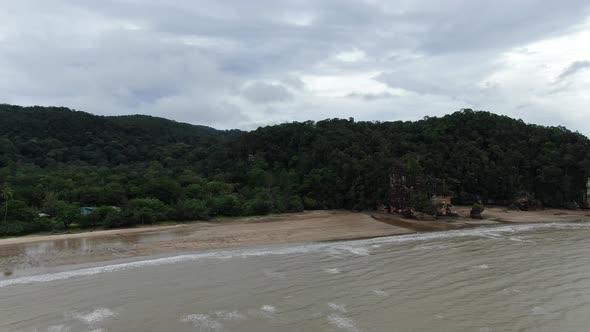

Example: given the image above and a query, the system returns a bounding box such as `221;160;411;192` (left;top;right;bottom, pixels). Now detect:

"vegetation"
0;104;588;236
470;203;486;219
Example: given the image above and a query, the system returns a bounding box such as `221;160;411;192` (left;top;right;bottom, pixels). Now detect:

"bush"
285;195;304;213
0;220;50;237
102;211;125;228
303;197;320;210
126;198;171;224
79;206;121;228
211;194;242;216
174;199;210;221
56;204;81;228
242;198;272;216
4;200;36;222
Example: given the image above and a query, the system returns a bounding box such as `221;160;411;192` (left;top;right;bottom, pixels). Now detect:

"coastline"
1;208;589;276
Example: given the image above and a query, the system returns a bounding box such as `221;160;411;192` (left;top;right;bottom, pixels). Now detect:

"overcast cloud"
1;0;590;134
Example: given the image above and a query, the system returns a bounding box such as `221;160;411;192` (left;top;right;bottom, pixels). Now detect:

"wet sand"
0;211;413;274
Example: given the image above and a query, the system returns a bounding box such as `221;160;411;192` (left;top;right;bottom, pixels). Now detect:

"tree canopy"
1;104;588;236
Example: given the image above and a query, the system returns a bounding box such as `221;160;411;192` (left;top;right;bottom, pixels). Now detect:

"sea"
2;222;590;331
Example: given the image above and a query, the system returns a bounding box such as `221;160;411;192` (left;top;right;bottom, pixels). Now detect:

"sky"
1;1;590;134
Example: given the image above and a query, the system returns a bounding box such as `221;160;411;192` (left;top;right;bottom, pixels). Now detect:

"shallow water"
2;223;590;331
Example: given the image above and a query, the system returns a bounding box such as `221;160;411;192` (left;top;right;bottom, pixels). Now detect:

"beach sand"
0;211;412;272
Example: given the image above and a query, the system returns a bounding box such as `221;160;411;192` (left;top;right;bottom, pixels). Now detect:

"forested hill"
0;104;589;235
0;104;236;167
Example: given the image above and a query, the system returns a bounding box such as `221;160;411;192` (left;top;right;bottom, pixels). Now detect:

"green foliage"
1;104;589;236
284;195;304;213
211;194;243;217
410;194;434;214
5;200;36;222
126;198;170;224
57;203;81;228
303;197;320;210
80;206;121;228
242;198;273;216
174;199;210;221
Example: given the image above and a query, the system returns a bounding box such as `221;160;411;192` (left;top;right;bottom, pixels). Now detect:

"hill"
0;104;588;235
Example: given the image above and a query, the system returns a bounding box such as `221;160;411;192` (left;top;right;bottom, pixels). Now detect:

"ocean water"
2;223;590;331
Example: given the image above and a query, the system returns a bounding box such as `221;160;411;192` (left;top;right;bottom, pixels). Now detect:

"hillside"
0;104;235;167
0;104;588;235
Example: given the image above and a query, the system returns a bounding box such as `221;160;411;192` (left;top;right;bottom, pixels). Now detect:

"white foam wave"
180;314;223;329
327;314;361;332
45;325;71;332
508;236;534;243
214;310;246;320
260;305;277;314
414;243;448;250
0;246;319;288
327;245;370;258
323;268;341;274
328;302;347;313
372;290;388;296
66;307;117;327
2;222;586;288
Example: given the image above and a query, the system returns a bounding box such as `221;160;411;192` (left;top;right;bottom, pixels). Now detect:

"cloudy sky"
1;1;590;134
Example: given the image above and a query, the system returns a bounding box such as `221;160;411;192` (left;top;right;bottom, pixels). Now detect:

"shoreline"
1;208;589;276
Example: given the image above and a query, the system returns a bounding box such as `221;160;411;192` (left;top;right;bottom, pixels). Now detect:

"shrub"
56;204;81;229
242;199;272;216
174;199;210;221
79;206;121;228
303;197;320;210
126;198;171;224
212;194;242;216
285;195;304;213
4;200;36;222
0;220;50;237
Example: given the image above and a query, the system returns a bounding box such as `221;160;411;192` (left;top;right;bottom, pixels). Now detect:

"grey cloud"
558;60;590;80
415;1;590;54
346;91;395;101
0;0;589;134
241;82;293;104
281;75;306;90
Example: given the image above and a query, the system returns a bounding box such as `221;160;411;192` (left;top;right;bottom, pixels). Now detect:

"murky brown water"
2;222;590;331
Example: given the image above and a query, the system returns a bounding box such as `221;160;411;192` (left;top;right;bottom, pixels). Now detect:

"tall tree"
0;183;14;223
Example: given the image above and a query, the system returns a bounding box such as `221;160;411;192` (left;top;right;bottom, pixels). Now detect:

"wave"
1;222;587;288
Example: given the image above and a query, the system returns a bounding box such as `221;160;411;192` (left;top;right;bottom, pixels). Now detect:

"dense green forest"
0;104;589;236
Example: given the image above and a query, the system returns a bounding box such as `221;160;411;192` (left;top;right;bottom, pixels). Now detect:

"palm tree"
0;184;13;223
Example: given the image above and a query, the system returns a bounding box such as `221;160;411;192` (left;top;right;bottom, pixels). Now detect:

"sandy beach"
1;208;589;276
0;210;412;273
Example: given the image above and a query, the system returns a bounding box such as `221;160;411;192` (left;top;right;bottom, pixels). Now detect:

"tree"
126;198;171;224
58;204;81;229
0;183;14;223
42;192;63;217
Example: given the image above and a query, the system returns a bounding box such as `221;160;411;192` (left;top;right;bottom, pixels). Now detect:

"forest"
0;104;589;236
